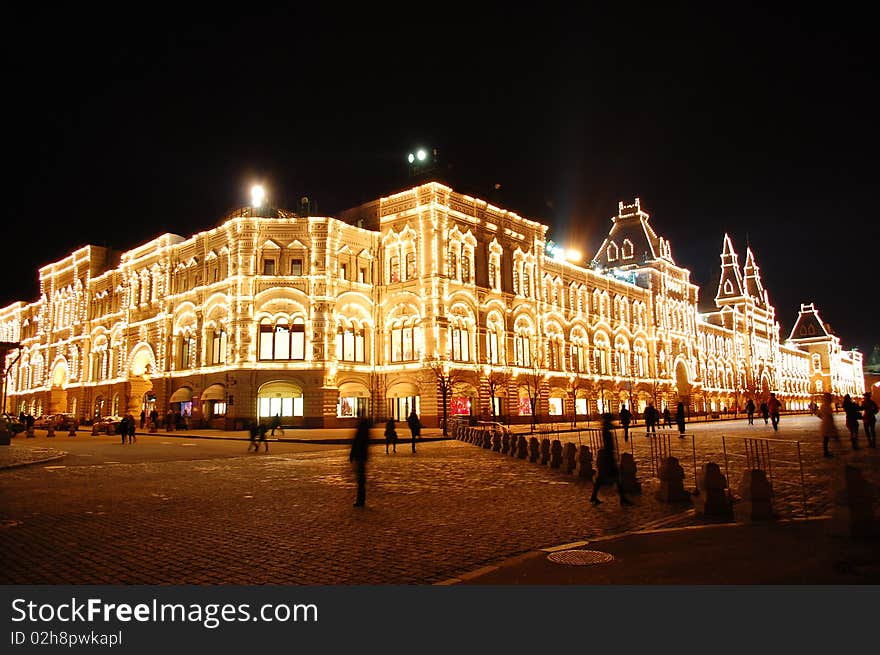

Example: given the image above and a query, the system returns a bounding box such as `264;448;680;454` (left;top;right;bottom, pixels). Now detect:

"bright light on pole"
416;149;427;161
251;185;266;208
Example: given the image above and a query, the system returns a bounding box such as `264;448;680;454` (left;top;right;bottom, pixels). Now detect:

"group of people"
383;410;421;454
828;392;877;453
635;401;687;438
349;411;422;507
744;394;783;430
117;414;137;444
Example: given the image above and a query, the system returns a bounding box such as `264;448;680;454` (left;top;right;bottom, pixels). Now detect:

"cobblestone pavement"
0;415;876;585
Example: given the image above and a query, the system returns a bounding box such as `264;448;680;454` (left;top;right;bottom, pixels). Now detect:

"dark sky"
5;6;878;356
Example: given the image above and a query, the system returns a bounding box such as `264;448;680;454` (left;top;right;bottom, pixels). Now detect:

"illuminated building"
0;183;865;428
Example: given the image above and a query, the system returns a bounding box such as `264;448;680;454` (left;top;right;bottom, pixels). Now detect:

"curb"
0;452;68;470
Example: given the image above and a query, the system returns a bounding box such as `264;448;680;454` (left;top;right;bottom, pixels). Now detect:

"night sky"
5;6;877;356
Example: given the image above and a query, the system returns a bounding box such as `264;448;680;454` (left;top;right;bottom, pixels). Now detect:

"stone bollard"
828;465;878;537
501;433;510;454
46;424;56;438
481;431;492;449
68;422;77;437
516;435;528;459
619;453;642;494
528;437;540;462
26;427;35;438
736;469;774;521
491;432;502;452
577;445;595;480
695;462;733;519
149;421;158;434
91;423;100;436
540;438;551;465
656;456;690;502
549;440;563;469
562;442;577;474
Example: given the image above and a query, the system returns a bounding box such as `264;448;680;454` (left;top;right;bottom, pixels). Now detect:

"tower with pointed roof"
715;234;745;306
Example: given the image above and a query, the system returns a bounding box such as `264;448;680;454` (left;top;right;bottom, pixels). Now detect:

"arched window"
514;323;533;367
405;252;416;281
336;322;366;362
259;317;306;361
593;334;610;375
607;241;618;262
449;320;470;362
208;327;227;366
390;319;422;362
389;255;400;283
486;315;502;365
811;353;821;372
621;239;634;259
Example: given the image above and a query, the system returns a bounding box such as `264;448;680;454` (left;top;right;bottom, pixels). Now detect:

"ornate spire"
743;247;766;305
715;233;744;305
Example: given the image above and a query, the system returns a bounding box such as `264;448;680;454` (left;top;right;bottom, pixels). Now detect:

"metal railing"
721;435;808;516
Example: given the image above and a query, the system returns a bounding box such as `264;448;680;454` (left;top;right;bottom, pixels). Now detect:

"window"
523;267;531;297
179;335;196;369
514;333;531;367
358;267;366;283
450;325;469;361
811;353;821;372
405;252;416;280
488;260;498;290
390;256;400;283
259;318;306;360
340;263;348;280
570;342;587;373
547;339;561;370
291;259;303;275
209;329;227;366
461;252;471;283
336;325;366;362
448;247;458;279
486;329;499;365
390;322;421;362
263;259;276;275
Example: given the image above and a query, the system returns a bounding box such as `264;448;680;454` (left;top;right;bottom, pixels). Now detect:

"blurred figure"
760;400;769;425
590;413;633;506
862;392;877;448
257;422;269;452
619;405;632;442
271;413;284;436
644;402;658;436
745;398;756;425
350;418;371;507
248;420;259;452
843;394;861;449
768;393;781;431
662;406;672;428
676;401;686;438
818;392;838;457
407;410;421;453
384;417;398;454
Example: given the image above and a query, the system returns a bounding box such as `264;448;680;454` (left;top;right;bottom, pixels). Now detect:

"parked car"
34;414;75;430
1;413;25;435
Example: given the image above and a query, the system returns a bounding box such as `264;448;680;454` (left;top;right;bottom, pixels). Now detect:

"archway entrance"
128;346;155;415
49;362;69;415
675;360;691;402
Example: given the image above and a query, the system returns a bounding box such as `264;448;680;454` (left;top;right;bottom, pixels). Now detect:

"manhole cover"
547;550;614;565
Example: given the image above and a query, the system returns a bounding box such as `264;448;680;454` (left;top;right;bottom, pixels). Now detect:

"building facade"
0;182;865;428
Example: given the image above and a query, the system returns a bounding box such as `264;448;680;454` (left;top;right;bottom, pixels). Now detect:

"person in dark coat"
384;417;398;454
406;410;421;453
270;413;284;436
139;410;146;430
862;392;877;448
257;422;269;452
842;394;860;449
350;418;371;507
760;400;769;425
745;398;756;425
644;402;658;436
248;420;259;452
676;401;687;437
590;414;632;506
767;393;782;432
619;405;632;442
662;406;672;428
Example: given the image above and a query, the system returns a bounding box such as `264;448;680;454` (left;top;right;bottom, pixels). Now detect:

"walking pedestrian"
818;392;838;457
384;417;398;454
843;394;861;449
126;413;136;443
676;401;686;438
619;405;632;442
862;392;877;448
406;410;421;453
745;398;756;425
139;410;146;430
248;420;259;452
768;393;781;431
270;413;284;436
590;414;633;506
118;416;127;445
350;418;371;507
662;406;672;428
760;400;769;425
257;422;269;452
644;402;658;436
